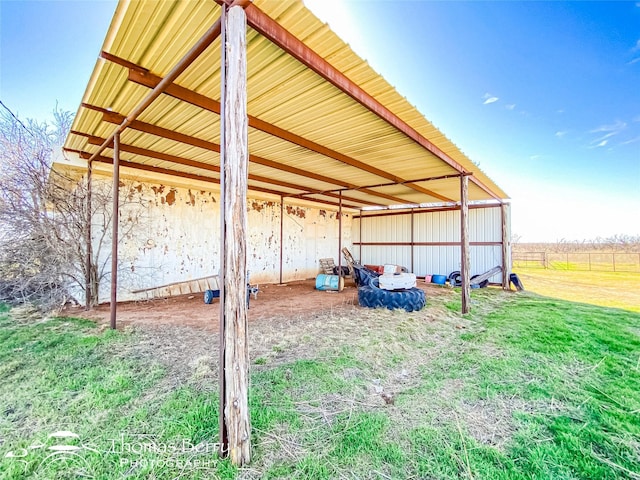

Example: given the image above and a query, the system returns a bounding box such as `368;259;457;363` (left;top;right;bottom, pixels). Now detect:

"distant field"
513;267;640;313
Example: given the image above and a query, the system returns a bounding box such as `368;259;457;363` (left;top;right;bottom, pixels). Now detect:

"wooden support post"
218;3;229;459
85;160;93;310
501;203;511;290
279;196;284;284
220;4;251;466
460;175;470;314
109;133;120;329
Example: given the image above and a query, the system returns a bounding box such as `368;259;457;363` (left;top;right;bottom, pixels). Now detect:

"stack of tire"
357;277;426;312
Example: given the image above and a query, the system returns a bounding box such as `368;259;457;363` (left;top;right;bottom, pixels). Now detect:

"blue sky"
1;0;639;242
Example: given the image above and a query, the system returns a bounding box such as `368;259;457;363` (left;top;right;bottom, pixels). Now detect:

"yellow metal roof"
63;0;508;210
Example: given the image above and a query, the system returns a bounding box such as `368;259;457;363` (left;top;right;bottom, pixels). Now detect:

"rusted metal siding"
354;205;507;281
93;179;351;302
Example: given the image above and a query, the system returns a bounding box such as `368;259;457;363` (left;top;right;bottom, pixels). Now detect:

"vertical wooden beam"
501;203;511;290
279;196;284;284
218;3;229;459
220;4;251;466
85;161;93;310
460;175;470;314
109;134;120;329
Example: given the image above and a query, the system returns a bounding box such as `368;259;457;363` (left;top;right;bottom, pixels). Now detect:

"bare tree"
0;105;148;310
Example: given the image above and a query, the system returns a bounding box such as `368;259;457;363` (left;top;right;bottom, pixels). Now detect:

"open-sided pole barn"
61;0;509;464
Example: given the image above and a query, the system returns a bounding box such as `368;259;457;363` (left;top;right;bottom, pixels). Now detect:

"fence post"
612;253;616;272
588;253;591;271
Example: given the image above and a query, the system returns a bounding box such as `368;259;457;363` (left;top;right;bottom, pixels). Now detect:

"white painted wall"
353;205;509;282
92;181;352;302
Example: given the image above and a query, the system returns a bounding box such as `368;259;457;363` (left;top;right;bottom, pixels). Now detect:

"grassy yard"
515;267;640;313
1;288;639;479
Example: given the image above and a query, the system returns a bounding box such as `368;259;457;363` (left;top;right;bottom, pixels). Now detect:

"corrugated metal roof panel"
63;0;508;212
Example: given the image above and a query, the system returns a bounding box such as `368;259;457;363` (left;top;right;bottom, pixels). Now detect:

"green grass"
1;292;639;479
516;267;640;312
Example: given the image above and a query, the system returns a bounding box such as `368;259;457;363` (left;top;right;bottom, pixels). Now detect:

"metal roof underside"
63;0;508;211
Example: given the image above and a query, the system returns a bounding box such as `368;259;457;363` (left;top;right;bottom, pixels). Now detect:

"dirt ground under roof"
75;278;451;330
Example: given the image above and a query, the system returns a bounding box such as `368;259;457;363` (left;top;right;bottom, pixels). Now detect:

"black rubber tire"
448;271;462;287
470;275;489;288
510;273;525;291
204;289;220;304
358;278;426;312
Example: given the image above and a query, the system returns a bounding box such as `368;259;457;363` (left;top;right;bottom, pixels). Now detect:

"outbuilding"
60;0;510;463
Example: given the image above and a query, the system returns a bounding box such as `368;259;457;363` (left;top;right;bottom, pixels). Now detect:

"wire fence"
513;251;640;273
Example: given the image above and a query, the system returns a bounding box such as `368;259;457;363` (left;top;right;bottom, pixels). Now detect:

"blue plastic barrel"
431;274;447;285
315;274;344;291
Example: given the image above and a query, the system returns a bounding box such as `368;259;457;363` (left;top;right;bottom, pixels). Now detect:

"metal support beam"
338;191;343;279
102;53;453;203
85;161;93;310
244;2;500;201
109;133;120;329
279;197;284;284
89;17;222;163
410;208;415;273
460;175;470;314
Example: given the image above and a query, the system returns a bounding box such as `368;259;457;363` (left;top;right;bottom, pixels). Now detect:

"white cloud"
628;57;640;65
505;104;516;110
596;140;608;148
529;155;541;161
633;39;640;52
482;93;499;105
555;131;567;138
620;136;640;145
590;120;626;133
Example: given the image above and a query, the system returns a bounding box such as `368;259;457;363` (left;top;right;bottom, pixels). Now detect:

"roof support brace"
88;17;222;163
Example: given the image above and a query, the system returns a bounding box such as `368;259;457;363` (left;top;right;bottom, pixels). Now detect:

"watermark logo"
4;430;222;478
4;430;98;477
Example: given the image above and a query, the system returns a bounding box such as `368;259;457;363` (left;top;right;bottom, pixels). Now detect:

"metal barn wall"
93;180;351;302
353;205;509;282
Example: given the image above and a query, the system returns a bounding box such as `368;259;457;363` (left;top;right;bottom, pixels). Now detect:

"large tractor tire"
358;278;426;312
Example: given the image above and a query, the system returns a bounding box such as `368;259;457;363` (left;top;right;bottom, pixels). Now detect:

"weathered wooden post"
501;203;511;290
219;3;251;466
460;174;470;313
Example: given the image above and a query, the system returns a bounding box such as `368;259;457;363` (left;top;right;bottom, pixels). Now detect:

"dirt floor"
74;278;440;330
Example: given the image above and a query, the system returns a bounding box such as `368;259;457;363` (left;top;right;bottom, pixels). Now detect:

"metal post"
279;196;284;284
338;191;342;280
85;161;93;309
359;213;363;263
109;133;120;330
410;208;415;273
